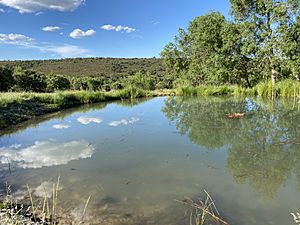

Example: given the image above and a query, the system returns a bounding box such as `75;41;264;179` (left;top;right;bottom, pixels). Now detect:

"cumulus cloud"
0;33;34;46
70;28;96;39
108;117;139;127
42;26;62;32
53;124;70;129
0;8;4;13
77;117;102;125
0;140;94;169
101;24;136;33
0;0;85;13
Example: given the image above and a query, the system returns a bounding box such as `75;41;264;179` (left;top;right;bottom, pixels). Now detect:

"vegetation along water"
1;0;300;224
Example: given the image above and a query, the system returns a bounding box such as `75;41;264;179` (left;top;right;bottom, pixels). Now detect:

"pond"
0;96;299;225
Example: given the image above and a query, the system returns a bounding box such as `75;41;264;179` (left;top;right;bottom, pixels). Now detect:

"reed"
176;190;229;225
0;176;92;225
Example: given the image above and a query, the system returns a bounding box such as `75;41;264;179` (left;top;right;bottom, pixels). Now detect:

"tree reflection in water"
162;96;300;198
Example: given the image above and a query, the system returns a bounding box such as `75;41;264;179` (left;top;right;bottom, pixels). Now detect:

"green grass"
176;80;300;98
0;89;154;129
1;79;300;130
176;85;235;96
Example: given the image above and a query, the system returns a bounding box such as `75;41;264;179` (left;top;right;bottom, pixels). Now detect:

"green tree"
46;73;71;92
230;0;300;86
0;66;14;92
13;66;47;92
160;28;190;74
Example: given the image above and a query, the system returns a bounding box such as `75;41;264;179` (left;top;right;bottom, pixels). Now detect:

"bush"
46;73;71;92
12;66;47;92
0;66;14;92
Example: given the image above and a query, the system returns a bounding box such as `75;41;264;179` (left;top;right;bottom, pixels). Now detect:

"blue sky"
0;0;230;60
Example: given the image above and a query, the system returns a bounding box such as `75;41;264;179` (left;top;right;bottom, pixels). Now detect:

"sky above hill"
0;0;230;60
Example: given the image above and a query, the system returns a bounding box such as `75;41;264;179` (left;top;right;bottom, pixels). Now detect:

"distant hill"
0;57;165;78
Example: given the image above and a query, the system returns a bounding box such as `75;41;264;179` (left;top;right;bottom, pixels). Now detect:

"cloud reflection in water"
0;140;94;169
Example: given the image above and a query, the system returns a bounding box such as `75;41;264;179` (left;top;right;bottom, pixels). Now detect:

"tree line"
0;66;173;93
161;0;300;88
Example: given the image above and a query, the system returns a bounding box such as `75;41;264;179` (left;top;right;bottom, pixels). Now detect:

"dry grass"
176;190;229;225
0;177;92;225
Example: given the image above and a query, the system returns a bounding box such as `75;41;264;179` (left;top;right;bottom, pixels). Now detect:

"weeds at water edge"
0;176;92;225
176;190;229;225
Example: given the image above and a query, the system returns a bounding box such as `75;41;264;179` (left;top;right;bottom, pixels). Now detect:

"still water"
0;97;299;225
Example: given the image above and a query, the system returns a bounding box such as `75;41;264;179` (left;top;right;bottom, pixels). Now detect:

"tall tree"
230;0;300;87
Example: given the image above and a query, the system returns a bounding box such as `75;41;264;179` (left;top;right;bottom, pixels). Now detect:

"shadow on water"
162;96;300;199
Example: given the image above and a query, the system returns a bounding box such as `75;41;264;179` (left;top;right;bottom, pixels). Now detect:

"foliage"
46;73;71;92
0;66;14;92
122;71;156;90
0;57;164;78
12;66;47;92
162;1;300;87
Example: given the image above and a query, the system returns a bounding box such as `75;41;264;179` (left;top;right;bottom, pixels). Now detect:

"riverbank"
1;80;299;131
0;88;175;130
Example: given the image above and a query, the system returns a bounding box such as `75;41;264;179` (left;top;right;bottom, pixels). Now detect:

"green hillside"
0;57;165;78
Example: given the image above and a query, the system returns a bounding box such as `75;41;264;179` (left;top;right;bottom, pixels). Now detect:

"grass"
176;85;235;96
176;80;300;98
176;190;229;225
0;177;91;225
0;88;154;130
1;79;300;130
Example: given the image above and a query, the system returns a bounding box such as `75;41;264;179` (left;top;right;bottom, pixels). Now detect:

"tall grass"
176;80;300;98
0;89;150;109
176;85;235;96
0;177;92;225
176;190;229;225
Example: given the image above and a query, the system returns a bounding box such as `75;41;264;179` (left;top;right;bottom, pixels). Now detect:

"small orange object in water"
224;112;246;119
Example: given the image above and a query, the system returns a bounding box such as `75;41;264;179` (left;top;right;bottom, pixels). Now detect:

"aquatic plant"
176;190;229;225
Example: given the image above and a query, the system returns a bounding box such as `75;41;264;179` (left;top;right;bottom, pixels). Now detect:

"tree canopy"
161;0;300;87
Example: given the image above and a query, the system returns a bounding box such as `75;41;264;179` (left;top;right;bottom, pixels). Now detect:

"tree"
160;28;190;74
0;66;14;92
46;73;70;92
13;66;47;92
230;0;300;87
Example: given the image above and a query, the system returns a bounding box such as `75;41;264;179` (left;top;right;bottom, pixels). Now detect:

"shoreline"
1;81;299;132
0;89;175;132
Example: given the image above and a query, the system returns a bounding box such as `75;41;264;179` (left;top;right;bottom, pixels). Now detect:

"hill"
0;57;165;78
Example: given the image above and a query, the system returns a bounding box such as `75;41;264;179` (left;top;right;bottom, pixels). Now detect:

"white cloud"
0;33;33;45
0;33;90;58
53;124;70;129
42;26;62;32
101;24;136;33
77;117;102;125
151;21;160;26
0;8;4;13
70;28;96;39
108;117;139;127
35;11;44;16
0;140;94;169
41;44;90;57
0;0;85;13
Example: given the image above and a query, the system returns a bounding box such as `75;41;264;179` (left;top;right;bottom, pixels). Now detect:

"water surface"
0;97;299;225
